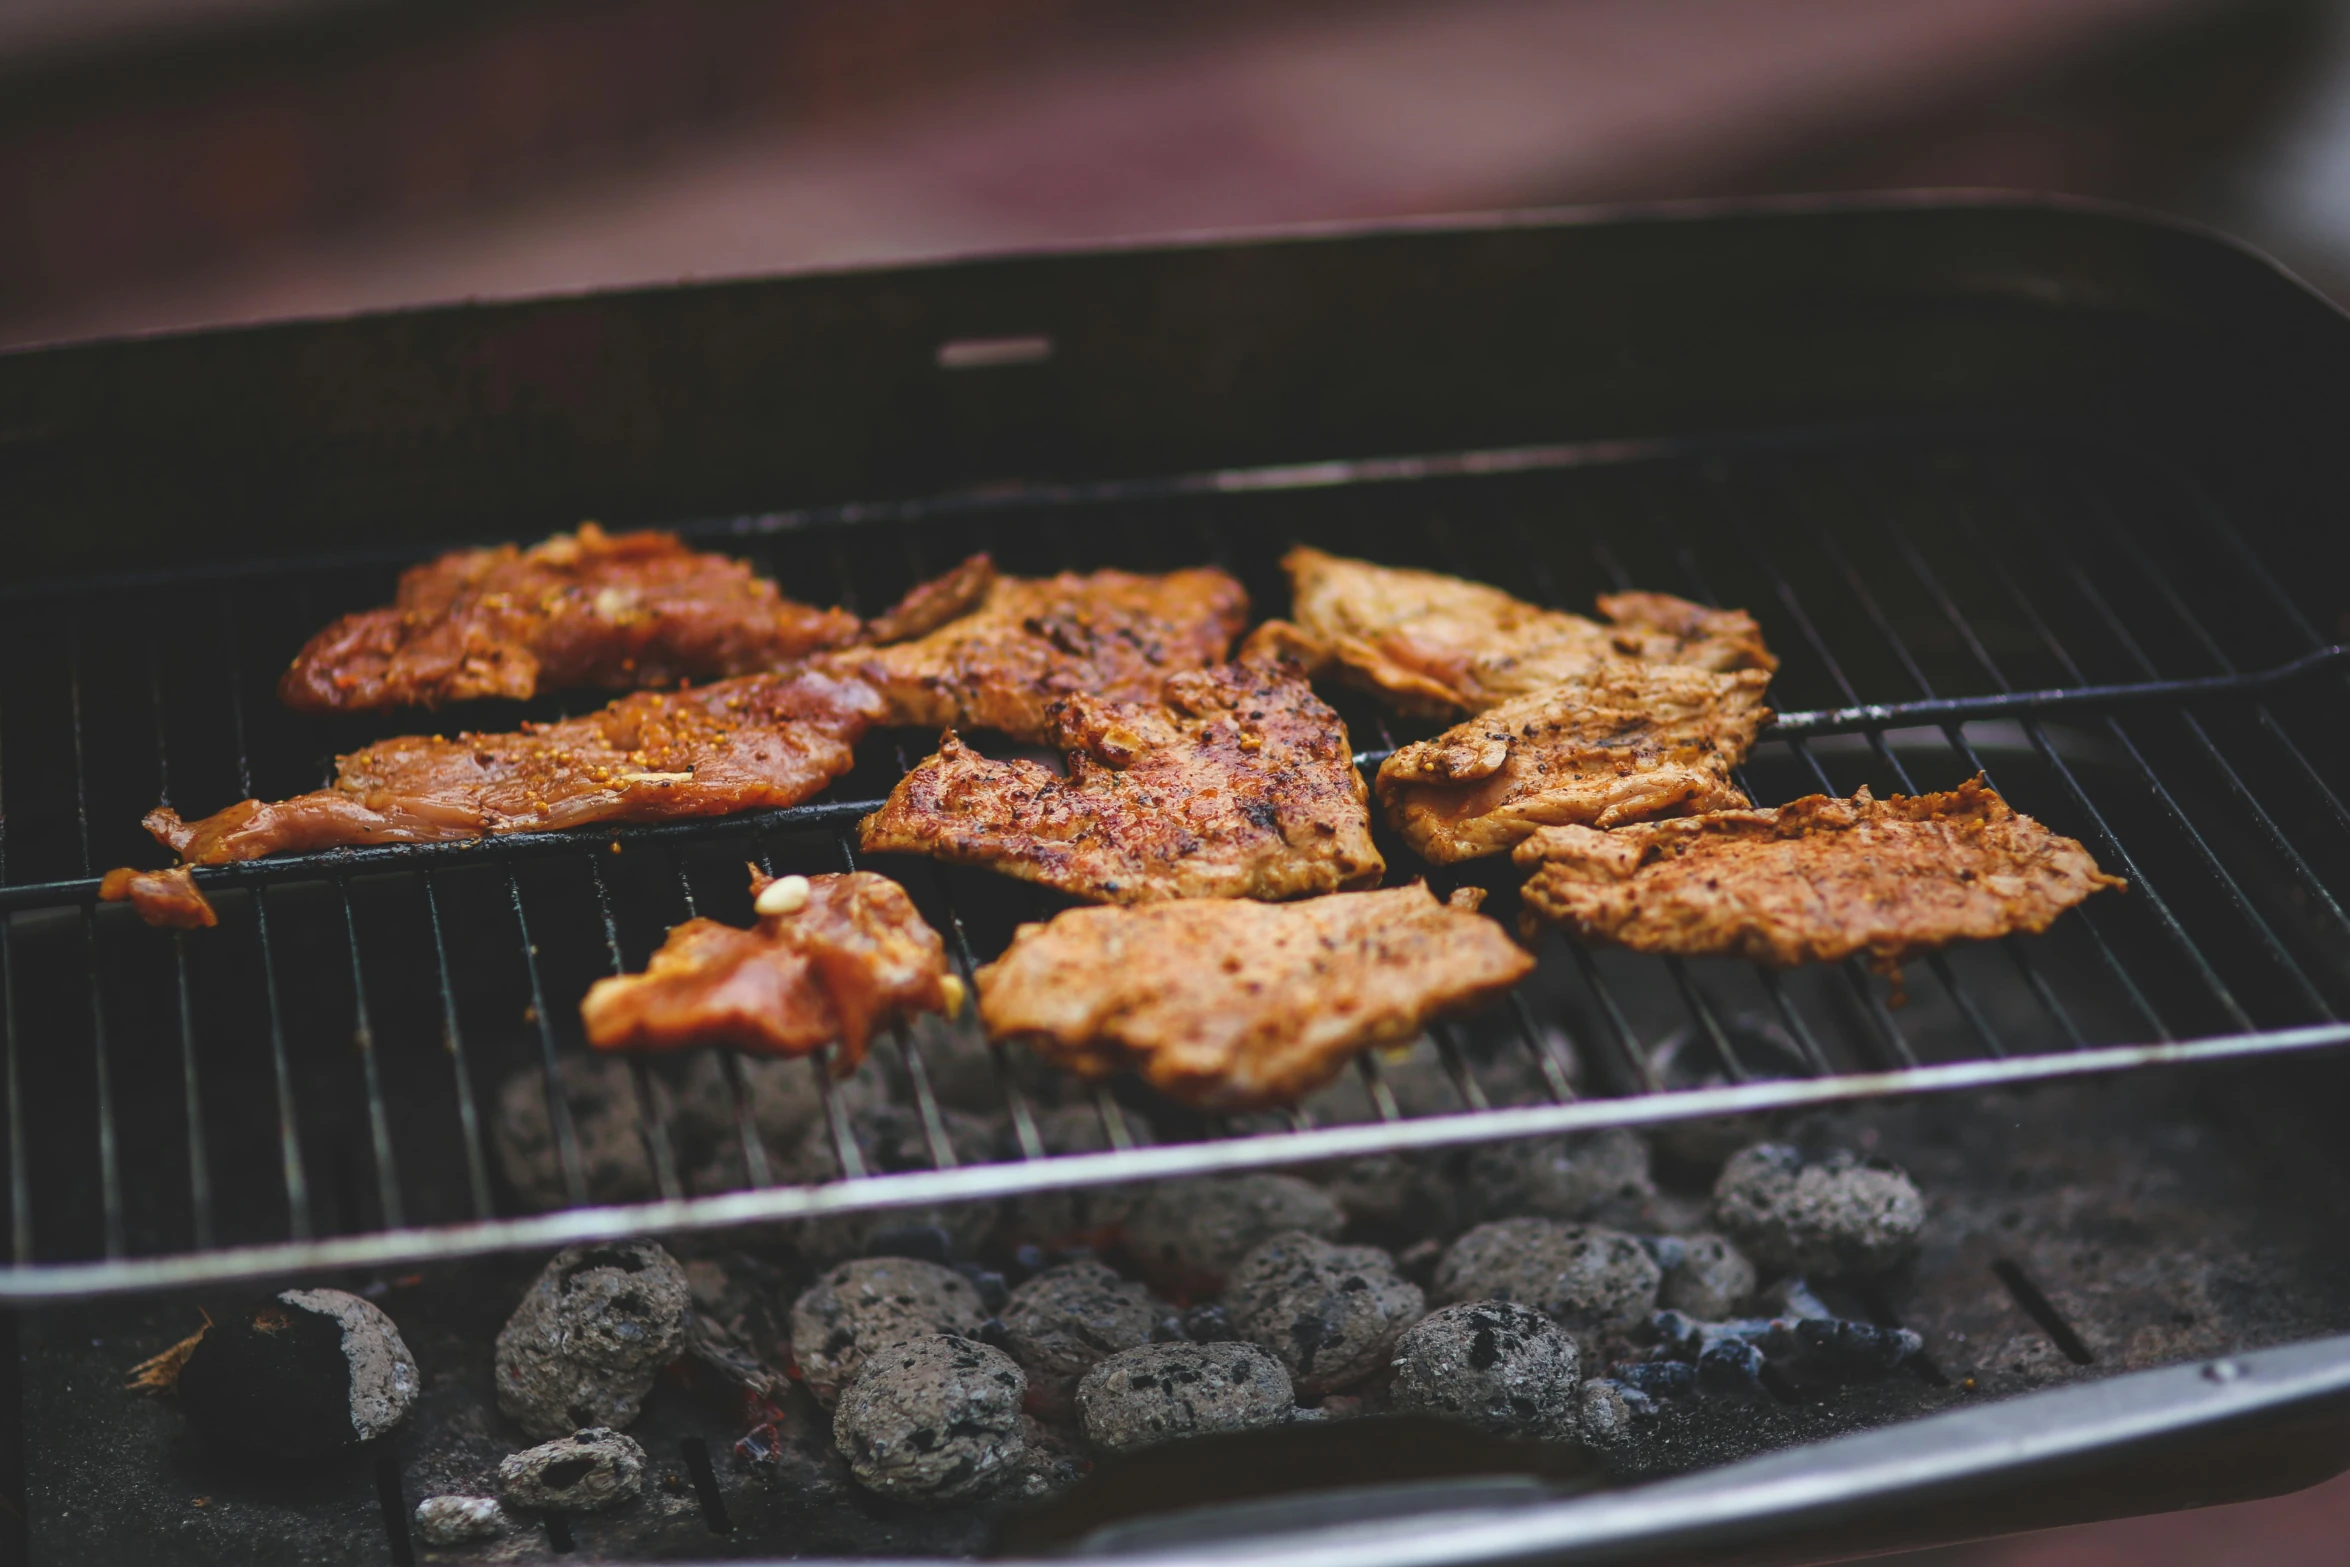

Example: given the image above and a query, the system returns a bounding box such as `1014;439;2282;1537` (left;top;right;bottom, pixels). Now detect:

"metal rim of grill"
4;407;2349;1302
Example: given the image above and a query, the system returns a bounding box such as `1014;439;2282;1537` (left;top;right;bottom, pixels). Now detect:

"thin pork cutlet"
581;869;953;1070
818;565;1249;745
1377;661;1773;863
1512;777;2123;971
279;523;885;712
143;670;885;865
858;661;1383;902
975;884;1533;1110
1244;546;1775;716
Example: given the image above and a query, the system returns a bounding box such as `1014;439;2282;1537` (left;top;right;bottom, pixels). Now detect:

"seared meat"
976;884;1533;1110
858;662;1382;902
1246;547;1775;716
858;552;999;645
1513;777;2123;970
581;869;952;1068
146;670;884;864
98;865;218;929
279;523;877;712
819;566;1249;744
1377;662;1772;863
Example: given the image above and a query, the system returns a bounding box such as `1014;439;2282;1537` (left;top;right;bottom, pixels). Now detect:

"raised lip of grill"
4;417;2350;1300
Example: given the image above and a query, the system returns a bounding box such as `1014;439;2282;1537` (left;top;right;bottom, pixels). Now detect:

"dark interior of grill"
3;200;2349;1565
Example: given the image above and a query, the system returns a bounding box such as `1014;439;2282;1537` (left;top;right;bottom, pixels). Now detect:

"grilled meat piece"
98;865;218;929
580;869;952;1068
1377;662;1773;863
976;884;1533;1110
818;565;1249;744
857;552;999;645
279;523;871;712
1513;777;2123;970
858;661;1382;902
1246;547;1775;716
146;670;885;864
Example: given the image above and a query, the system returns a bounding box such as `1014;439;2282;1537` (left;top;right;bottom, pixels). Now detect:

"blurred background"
7;0;2350;1559
11;0;2350;349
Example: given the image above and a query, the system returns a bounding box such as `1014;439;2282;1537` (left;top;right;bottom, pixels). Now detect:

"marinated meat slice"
146;670;885;864
1513;778;2124;970
279;523;869;712
976;884;1533;1110
858;662;1383;903
1377;662;1772;863
98;865;218;929
581;869;952;1068
1245;547;1775;716
858;553;999;645
819;565;1249;744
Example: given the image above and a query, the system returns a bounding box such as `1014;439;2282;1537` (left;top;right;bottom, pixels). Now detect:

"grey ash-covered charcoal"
494;1241;691;1439
1011;1415;1091;1499
1225;1232;1425;1396
1433;1219;1661;1345
494;1056;665;1211
411;1495;508;1545
1077;1342;1295;1452
1646;1018;1811;1171
784;1104;1004;1261
1388;1301;1580;1441
498;1427;646;1512
1300;1154;1465;1246
999;1259;1167;1416
789;1256;988;1406
1123;1174;1343;1294
995;1105;1154;1248
1654;1233;1758;1320
1713;1143;1925;1275
1463;1129;1656;1227
177;1288;420;1461
831;1335;1029;1502
1575;1377;1653;1445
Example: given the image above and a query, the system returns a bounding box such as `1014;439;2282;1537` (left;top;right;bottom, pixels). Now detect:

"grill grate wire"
4;419;2350;1298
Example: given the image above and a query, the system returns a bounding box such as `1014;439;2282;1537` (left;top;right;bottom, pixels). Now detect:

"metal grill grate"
5;416;2349;1300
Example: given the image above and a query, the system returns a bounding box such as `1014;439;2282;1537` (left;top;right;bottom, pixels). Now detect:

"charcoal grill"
4;194;2350;1565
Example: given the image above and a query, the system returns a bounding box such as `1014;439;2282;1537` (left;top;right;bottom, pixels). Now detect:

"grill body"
4;195;2350;1563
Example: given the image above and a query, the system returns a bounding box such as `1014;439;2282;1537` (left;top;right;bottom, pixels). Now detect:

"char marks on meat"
976;884;1533;1110
279;524;872;712
98;865;218;929
858;661;1382;902
818;565;1249;745
581;870;950;1068
1377;661;1773;863
146;670;885;864
1513;777;2123;970
1246;547;1775;716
